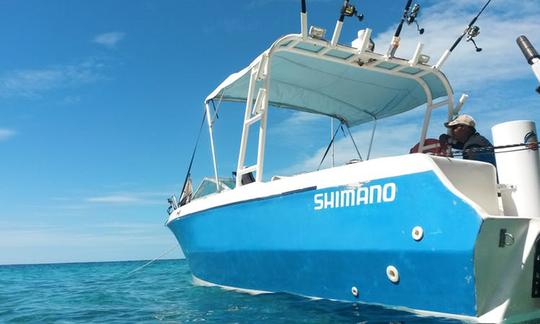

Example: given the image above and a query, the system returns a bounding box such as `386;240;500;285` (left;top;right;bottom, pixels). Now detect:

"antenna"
517;35;540;94
435;0;493;69
387;0;424;57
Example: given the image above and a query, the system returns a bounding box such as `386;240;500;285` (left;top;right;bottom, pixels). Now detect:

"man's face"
451;124;473;143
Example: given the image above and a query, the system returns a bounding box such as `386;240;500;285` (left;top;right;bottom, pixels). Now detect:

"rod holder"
331;20;343;47
454;93;469;114
408;42;424;65
301;0;308;39
434;49;450;70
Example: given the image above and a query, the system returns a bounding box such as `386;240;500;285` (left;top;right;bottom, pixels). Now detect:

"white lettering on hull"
313;183;397;210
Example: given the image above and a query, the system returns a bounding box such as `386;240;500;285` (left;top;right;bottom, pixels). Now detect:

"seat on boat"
430;155;500;215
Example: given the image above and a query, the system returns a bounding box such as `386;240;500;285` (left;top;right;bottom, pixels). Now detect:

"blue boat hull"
168;171;483;316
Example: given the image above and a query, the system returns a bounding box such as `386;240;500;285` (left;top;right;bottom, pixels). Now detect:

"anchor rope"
126;245;178;276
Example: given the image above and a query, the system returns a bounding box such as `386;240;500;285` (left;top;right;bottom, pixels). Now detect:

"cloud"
38;191;169;212
85;191;165;205
59;95;81;105
0;59;106;98
92;32;125;48
86;195;140;204
280;111;426;175
269;111;328;146
272;111;326;132
0;223;183;265
269;0;540;175
0;128;16;141
371;0;540;90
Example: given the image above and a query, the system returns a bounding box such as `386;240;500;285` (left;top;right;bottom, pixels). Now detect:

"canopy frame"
205;31;457;187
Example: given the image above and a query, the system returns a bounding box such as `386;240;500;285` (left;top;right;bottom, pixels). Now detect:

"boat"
166;1;540;322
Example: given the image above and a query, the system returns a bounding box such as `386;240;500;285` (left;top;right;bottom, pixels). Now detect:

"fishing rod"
331;0;364;46
168;108;208;212
387;0;424;57
450;142;540;158
516;35;540;94
435;0;493;69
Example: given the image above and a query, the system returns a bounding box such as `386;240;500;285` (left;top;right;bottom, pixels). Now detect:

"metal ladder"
236;54;270;187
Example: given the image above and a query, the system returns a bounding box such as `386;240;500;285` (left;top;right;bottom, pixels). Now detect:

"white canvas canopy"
203;33;456;186
206;34;453;126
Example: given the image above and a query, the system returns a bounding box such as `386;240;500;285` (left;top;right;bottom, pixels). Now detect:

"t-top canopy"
206;34;453;127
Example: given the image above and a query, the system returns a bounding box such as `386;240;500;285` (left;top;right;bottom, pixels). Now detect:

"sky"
1;0;539;265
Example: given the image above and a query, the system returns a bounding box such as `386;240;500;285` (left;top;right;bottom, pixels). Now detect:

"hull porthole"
412;226;424;241
386;265;400;284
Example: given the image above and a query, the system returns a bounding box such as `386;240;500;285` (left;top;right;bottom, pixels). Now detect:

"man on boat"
439;114;496;166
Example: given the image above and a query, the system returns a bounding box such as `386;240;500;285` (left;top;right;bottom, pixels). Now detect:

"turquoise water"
0;259;463;323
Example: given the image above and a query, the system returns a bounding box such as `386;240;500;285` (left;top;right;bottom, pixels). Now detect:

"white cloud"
269;0;540;175
85;191;165;205
372;0;540;90
0;224;183;265
0;128;16;141
281;111;426;174
92;32;125;48
60;95;81;105
269;111;328;145
38;191;169;210
86;195;140;204
0;59;106;98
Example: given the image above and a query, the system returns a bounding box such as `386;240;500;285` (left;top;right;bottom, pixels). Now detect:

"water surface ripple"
0;259;463;323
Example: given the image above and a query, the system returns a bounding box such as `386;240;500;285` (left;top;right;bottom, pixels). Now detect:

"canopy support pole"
367;117;377;160
205;102;220;192
417;99;451;153
418;104;434;154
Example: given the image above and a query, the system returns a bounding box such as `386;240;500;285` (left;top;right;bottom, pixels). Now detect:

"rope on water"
126;245;178;276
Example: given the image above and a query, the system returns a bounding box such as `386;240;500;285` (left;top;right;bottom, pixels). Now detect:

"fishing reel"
466;25;482;52
406;3;424;35
341;0;364;21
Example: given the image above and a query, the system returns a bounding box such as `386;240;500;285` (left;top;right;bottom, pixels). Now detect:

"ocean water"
0;259;464;323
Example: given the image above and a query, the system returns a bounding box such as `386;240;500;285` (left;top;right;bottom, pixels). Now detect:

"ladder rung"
245;114;262;126
239;165;257;175
251;88;267;115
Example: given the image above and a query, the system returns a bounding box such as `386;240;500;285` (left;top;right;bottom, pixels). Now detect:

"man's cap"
444;114;476;128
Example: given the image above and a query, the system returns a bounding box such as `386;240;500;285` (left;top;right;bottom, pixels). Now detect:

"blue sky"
1;0;539;265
